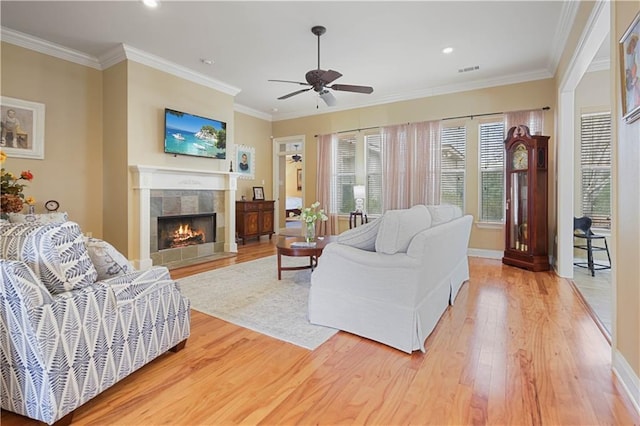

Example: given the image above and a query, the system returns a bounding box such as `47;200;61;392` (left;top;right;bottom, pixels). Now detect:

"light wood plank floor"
2;238;638;425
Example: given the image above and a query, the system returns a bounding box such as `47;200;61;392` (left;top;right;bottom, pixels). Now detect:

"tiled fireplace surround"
130;165;238;270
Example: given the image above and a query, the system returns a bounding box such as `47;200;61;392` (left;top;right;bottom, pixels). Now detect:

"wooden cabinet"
502;125;550;272
236;200;275;244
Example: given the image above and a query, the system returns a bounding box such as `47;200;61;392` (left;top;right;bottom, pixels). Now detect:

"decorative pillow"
0;221;98;294
7;211;69;224
426;205;463;226
375;205;432;254
84;237;134;280
337;219;381;251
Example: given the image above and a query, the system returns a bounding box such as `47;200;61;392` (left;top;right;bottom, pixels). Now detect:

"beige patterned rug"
176;255;338;350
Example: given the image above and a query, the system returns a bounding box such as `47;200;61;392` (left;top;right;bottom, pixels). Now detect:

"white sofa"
309;205;472;353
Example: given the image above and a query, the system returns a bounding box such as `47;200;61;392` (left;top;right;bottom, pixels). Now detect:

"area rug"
176;255;338;350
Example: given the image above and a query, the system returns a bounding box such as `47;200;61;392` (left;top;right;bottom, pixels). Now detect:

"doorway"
273;136;305;235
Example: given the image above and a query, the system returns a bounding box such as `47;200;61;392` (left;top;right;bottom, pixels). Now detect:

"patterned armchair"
0;221;191;425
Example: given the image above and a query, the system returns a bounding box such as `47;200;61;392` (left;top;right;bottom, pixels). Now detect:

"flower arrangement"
291;201;328;242
1;150;35;213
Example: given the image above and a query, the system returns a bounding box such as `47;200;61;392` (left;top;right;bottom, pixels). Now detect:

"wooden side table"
349;211;368;229
276;235;337;280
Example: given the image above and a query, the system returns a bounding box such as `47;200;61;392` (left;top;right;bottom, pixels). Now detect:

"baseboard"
613;349;640;415
467;248;502;259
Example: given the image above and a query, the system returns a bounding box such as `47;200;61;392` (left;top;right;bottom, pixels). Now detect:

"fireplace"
157;213;216;251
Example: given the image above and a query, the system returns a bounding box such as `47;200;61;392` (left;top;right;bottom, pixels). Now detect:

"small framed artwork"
0;96;45;159
236;144;255;179
297;169;302;191
253;186;265;201
620;11;640;123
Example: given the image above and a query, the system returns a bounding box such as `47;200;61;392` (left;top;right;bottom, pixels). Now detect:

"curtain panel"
505;109;544;135
382;121;441;210
316;133;340;235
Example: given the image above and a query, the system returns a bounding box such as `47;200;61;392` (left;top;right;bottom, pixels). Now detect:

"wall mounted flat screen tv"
164;108;226;159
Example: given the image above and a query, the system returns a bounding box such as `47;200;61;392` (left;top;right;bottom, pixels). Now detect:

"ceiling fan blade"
329;84;374;94
319;69;342;85
319;90;336;106
278;87;312;100
268;79;310;86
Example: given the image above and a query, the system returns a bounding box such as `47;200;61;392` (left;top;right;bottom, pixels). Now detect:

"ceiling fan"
288;144;302;163
269;25;374;106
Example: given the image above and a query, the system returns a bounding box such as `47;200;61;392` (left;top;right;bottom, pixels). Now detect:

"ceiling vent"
458;65;480;73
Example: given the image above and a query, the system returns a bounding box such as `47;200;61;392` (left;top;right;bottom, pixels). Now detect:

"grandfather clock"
502;125;550;271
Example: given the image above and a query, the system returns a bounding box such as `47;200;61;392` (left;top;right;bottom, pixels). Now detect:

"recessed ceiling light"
143;0;159;8
442;47;454;54
272;108;279;113
200;58;214;65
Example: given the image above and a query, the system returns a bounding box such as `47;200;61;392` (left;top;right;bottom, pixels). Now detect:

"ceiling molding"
1;27;102;69
547;1;581;75
121;45;242;97
234;103;273;121
273;69;554;122
587;58;610;73
98;44;127;70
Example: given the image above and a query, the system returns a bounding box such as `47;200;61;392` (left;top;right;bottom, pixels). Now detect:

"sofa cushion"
7;212;69;224
375;204;432;254
337;219;381;251
84;237;134;281
426;205;463;226
0;221;98;294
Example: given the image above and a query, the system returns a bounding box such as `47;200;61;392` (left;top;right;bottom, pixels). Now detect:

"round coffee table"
276;235;337;280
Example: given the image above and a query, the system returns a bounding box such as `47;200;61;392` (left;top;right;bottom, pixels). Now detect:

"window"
365;134;383;215
479;122;505;222
335;135;356;214
440;126;466;210
580;112;611;229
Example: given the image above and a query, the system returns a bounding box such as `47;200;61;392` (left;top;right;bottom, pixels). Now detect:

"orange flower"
20;170;34;181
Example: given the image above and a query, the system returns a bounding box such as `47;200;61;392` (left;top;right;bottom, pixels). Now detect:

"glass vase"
304;221;316;243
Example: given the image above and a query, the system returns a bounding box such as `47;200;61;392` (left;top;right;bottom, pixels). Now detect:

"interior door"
273;136;305;233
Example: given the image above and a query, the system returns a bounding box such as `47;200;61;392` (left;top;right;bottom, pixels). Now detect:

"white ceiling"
1;1;603;121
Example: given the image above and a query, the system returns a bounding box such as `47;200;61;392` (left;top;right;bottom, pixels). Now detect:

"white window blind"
336;135;357;214
365;134;383;215
479;122;505;222
440;126;466;210
580;112;611;229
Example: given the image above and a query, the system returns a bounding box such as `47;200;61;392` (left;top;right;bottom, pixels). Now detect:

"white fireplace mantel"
130;165;238;270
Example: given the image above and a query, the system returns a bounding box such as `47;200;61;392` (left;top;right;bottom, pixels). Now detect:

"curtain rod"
315;106;551;137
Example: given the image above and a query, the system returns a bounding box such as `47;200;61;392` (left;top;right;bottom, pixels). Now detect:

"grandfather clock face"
512;143;528;170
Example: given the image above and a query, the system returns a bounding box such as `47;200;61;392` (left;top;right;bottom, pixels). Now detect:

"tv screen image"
164;108;226;159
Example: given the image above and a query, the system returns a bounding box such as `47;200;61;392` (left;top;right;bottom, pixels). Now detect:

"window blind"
365;134;383;214
336;135;357;214
479;122;505;222
580;112;611;229
440;126;466;210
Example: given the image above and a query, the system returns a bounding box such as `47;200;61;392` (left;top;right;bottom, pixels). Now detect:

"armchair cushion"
375;204;431;254
426;204;462;226
337;218;381;251
84;237;134;280
0;221;97;294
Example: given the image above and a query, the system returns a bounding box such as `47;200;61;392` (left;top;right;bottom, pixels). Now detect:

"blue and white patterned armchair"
0;221;191;425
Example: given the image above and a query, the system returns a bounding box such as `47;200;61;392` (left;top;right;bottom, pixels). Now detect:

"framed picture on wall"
620;11;640;123
0;96;45;159
236;144;255;179
297;168;302;190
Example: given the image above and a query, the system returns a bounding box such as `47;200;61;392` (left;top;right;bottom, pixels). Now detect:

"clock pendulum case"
502;125;550;271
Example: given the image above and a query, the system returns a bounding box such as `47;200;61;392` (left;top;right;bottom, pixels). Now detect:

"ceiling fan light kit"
269;25;374;106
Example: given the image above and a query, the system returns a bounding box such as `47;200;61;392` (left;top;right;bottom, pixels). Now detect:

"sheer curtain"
382;120;441;210
316;133;340;235
505;109;544;135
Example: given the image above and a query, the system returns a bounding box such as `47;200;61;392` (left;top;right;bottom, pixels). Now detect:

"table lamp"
353;185;366;212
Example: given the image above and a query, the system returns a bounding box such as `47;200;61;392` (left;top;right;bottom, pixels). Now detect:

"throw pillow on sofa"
337;219;381;251
84;237;134;280
426;205;462;226
0;221;98;294
375;204;432;254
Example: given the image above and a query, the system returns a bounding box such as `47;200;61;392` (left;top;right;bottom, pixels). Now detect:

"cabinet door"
261;209;274;233
245;211;259;235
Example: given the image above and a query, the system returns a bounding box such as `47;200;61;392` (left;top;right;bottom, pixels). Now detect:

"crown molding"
587;58;610;73
234;103;273;121
547;0;581;75
1;27;102;69
273;68;553;121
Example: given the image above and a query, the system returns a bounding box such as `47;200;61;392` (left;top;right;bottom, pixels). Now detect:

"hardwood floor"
2;238;639;425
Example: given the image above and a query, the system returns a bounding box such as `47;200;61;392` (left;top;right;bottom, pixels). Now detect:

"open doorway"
273;136;305;235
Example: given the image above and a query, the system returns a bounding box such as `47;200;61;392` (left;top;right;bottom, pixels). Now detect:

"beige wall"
1;42;103;235
612;0;640;383
234;111;273;201
272;79;556;252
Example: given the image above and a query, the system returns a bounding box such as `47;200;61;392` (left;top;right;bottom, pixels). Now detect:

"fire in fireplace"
157;213;216;251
